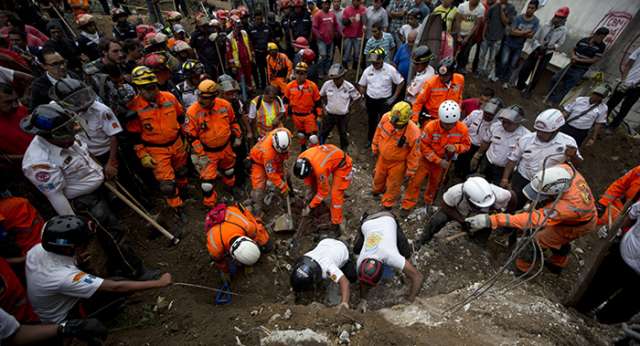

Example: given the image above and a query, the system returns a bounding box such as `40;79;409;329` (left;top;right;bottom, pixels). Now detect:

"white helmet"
272;130;291;153
462;176;495;208
523;165;572;201
533;109;565;132
438;100;461;124
230;236;261;266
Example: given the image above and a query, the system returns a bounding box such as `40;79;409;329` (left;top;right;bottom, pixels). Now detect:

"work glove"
302;206;311;216
59;318;108;343
439;160;450;170
140;154;156;169
233;137;242;147
384;96;397;107
191;154;209;173
445;144;456;154
465;214;490;231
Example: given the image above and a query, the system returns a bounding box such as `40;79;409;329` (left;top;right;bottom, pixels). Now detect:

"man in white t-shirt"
454;0;485;72
421;176;515;244
354;211;423;311
290;238;357;309
26;216;172;323
560;84;610;147
607;46;640;130
319;64;361;150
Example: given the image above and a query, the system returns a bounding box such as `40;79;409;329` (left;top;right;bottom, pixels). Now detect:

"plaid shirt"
387;0;411;32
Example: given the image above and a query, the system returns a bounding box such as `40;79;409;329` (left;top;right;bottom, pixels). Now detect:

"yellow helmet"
198;79;218;95
267;42;278;51
367;47;386;62
295;62;309;72
390;101;412;126
131;66;158;86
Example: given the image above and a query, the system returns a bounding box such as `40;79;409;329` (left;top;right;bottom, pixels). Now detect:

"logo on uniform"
364;232;383;251
35;171;50;182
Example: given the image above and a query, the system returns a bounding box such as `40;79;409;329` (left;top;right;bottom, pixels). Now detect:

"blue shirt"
364;32;396;63
504;14;539;49
393;43;411;79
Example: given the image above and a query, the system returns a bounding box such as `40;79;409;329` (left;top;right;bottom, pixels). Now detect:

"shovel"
274;194;295;232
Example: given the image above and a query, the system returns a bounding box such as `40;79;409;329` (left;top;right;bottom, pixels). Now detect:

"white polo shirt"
22;136;104;215
26;244;104;323
624;47;640;86
563;97;608;130
356;215;406;271
463;110;495;146
484;122;531;167
320;79;361;116
443;182;512;217
406;66;435;103
358;63;404;99
304;238;349;283
621;201;640;274
508;132;582;181
77;101;122;156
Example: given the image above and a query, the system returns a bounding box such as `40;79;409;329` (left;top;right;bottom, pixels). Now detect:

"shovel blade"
274;214;295;232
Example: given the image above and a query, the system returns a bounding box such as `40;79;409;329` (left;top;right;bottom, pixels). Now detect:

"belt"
142;136;179;148
292;111;313;116
203;139;230;152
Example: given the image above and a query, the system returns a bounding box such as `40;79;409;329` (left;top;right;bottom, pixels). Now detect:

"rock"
283;309;292;320
251;310;259;316
354;322;362;331
260;329;329;345
269;314;281;323
339;330;350;344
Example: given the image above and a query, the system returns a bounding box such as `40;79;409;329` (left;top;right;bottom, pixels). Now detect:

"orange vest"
299;144;352;208
372;114;422;176
126;91;184;146
251;95;286;137
205;205;266;261
249;128;292;190
266;52;293;81
284;79;320;114
412;73;465;121
421;120;471;165
599;165;640;210
184;98;240;150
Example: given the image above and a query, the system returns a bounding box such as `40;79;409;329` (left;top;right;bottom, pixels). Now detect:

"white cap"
533;109;565;132
438;100;461;124
230;236;261;265
523;165;572;200
272;130;291;153
462;176;495;208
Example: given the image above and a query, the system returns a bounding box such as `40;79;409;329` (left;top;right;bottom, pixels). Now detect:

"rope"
173;282;244;296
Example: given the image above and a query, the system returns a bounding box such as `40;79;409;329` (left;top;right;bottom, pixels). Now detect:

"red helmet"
301;48;316;63
555;6;570;18
142;53;168;70
292;36;309;49
279;0;291;8
293;0;304;6
143;32;157;46
136;24;155;40
216;9;228;19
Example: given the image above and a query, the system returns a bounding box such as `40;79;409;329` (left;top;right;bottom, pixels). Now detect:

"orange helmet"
198;79;218;95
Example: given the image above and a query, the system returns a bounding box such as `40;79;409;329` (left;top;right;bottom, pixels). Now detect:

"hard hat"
181;59;204;75
198;79;218;95
165;10;182;21
195;16;210;27
462;176;495;208
216;9;228;19
554;6;570;18
218;74;234;83
295;62;309;72
497;105;526;123
136;24;155;38
49;78;97;113
76;14;95;27
267;42;278;51
219;79;240;92
173;24;186;34
293;0;304;7
367;47;386;62
390;101;412;126
111;7;128;20
143;32;157;46
280;0;291;8
533;108;565;132
438;100;461;124
327;64;346;78
482;97;504;115
301;48;316;63
20;103;76;137
293;157;312;178
412;45;433;64
437;57;455;76
131;66;159;86
358;258;383;286
523;165;572;201
272;129;291;153
152;32;168;44
292;36;309;49
230;236;261;266
41;215;94;256
290;256;323;291
210;19;221;28
592;83;611;98
173;40;191;53
142;53;168;70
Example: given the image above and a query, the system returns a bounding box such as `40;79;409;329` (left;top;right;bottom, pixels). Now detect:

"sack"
204;203;227;232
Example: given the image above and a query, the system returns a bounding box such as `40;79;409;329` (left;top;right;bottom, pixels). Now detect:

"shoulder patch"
35;171;50;182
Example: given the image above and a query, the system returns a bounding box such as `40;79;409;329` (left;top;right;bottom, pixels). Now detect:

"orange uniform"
372;115;422;208
266;52;293;94
205;205;270;273
0;258;38;323
0;197;43;257
597;165;640;226
489;165;596;271
184;98;241;207
284;79;321;147
401;120;471;210
299;145;353;225
411;74;464;123
127;91;187;208
249;128;292;192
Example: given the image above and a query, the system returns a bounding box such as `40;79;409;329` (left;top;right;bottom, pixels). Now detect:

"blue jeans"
317;40;334;76
478;40;501;77
497;43;522;82
548;66;588;104
343;37;361;68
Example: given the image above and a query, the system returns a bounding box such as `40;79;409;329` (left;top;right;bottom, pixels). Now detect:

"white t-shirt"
563;97;608;130
78;101;122;156
358;63;404;99
0;308;19;341
462;110;495;146
624;47;640;86
484;122;531;167
443;182;512;217
508;132;582;181
320;79;361;115
399;24;423;42
356;215;406;270
26;244;104;323
457;1;484;36
304;239;349;283
621;201;640;274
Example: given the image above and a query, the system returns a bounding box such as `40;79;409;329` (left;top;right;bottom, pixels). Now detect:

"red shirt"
461;98;480;118
342;5;367;38
0;105;33;155
312;10;338;44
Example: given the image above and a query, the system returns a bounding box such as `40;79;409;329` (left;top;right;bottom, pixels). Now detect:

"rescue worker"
355;211;424;311
218;75;249;189
319;64;361;150
0;197;43;265
560;83;611;147
371;102;421;209
458;97;503;177
21;104;154;280
471;105;531;185
294;144;353;233
185;80;242;207
290;238;357;309
500;109;582;208
205;203;272;279
412;57;464;125
126;66;188;213
248;128;292;216
248;86;287;141
266;42;293;94
421;176;516;244
284;62;321;151
597;165;640;228
405;45;435;104
226;19;254;101
177;59;206;108
401;100;471;215
466;164;597;275
142;53;182;102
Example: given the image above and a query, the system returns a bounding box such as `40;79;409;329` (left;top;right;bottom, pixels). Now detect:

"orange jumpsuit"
411;73;464;123
489;165;596;272
249;128;292;192
266;52;293;94
401;120;471;210
127;91;187;208
299;144;353;225
372;115;421;208
0;197;43;256
184;98;241;207
284;79;321;147
205;205;270;273
597;165;640;226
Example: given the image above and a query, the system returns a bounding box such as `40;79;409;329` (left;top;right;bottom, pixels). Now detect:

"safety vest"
251;96;285;136
229;30;253;68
